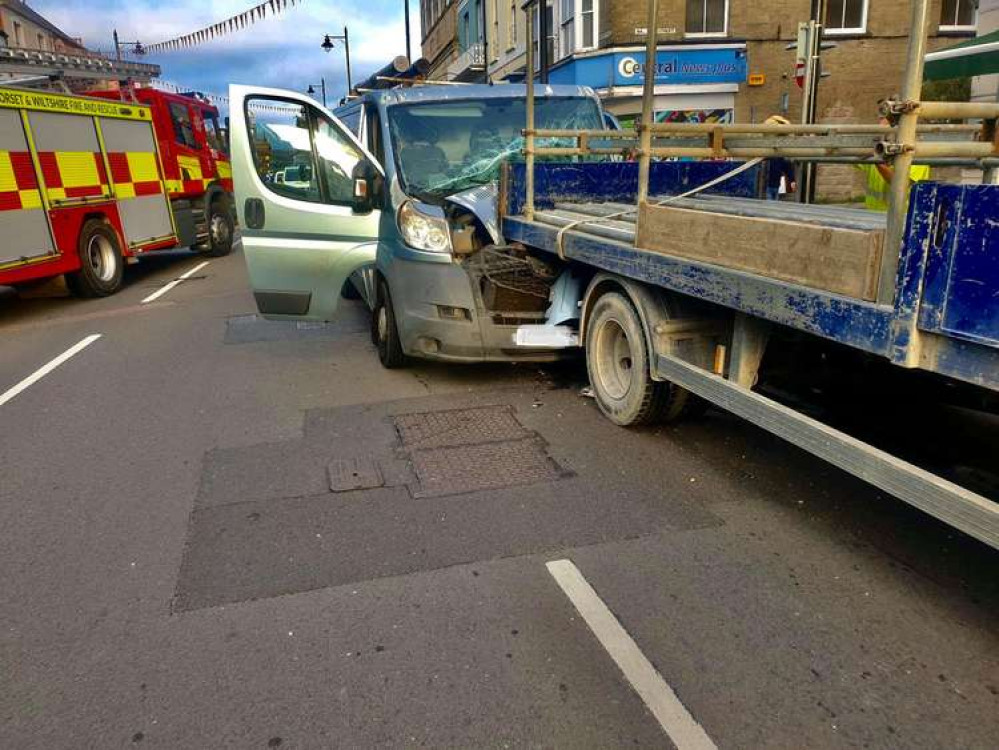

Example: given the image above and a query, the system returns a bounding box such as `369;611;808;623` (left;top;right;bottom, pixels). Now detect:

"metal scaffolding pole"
879;0;931;306
523;0;536;220
635;0;660;207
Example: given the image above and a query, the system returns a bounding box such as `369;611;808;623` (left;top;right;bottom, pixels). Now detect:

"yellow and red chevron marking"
107;151;164;199
0;150;43;211
37;151;109;203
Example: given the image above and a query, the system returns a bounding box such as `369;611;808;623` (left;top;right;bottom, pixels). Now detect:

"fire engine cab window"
246;97;363;206
204;115;226;154
169;102;198;149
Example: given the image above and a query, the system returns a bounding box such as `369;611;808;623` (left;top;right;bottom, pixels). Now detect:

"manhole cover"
327;458;384;493
394;405;529;449
409;436;567;498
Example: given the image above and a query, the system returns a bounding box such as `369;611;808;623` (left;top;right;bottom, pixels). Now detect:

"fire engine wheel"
585;291;691;426
66;220;124;298
373;280;407;369
205;198;235;257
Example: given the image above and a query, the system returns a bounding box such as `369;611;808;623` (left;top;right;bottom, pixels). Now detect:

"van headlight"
397;201;452;254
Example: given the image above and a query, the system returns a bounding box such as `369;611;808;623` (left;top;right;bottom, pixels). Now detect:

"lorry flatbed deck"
502;162;999;392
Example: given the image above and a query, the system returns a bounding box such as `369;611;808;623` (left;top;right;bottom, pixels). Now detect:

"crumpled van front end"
365;84;603;365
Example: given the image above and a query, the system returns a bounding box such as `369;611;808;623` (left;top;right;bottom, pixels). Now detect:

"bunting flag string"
143;0;303;54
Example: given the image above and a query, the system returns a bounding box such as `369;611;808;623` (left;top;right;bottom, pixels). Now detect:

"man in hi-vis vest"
856;115;930;211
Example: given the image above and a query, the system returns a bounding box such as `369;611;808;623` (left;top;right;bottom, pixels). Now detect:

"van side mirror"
351;159;381;214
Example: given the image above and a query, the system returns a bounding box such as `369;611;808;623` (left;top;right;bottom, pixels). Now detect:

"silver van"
229;83;605;366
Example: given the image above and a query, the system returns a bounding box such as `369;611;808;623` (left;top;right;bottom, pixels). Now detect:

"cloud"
33;0;423;103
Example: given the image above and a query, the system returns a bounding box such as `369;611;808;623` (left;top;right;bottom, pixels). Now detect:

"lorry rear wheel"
585;291;690;426
66;219;124;298
374;280;407;369
205;197;235;257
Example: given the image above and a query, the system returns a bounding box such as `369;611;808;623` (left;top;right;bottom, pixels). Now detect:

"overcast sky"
34;0;422;107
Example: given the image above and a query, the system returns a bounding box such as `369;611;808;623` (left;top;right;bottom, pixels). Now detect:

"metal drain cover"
328;458;384;493
409;436;567;498
394;405;529;449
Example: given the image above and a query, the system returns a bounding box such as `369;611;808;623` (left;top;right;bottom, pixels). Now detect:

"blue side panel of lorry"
915;184;999;348
503;161;760;216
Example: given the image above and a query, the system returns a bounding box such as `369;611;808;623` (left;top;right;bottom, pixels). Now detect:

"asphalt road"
1;247;997;749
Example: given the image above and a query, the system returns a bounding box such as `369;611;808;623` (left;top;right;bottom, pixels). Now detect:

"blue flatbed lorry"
498;160;999;550
485;0;999;550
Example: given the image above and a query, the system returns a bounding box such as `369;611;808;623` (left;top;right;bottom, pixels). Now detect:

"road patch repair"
173;390;722;611
394;405;571;497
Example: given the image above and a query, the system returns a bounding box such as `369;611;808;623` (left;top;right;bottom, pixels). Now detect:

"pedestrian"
763;116;796;201
856;114;930;211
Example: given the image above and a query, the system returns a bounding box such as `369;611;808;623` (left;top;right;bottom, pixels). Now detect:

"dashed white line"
0;334;102;408
141;261;210;304
546;559;718;750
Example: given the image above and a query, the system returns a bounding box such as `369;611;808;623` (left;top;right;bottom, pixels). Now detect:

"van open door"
228;84;384;321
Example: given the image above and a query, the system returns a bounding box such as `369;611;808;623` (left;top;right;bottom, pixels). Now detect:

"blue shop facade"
544;44;748;126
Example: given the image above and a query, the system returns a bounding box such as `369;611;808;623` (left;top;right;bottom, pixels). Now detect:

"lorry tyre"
66;219;124;298
205;196;235;257
374;280;407;368
585;291;690;426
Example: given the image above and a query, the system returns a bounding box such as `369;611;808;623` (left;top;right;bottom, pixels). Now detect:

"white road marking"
546;559;718;750
0;334;102;408
141;261;210;304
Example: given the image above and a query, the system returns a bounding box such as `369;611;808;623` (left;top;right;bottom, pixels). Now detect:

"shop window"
940;0;976;30
685;0;728;37
825;0;867;34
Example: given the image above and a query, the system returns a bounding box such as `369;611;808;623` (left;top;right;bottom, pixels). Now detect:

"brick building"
420;1;979;197
0;0;88;55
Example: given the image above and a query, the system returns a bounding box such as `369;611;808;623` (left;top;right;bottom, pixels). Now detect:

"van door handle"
244;198;265;229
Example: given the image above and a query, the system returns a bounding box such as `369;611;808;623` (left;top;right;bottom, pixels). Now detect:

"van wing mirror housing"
351;160;382;215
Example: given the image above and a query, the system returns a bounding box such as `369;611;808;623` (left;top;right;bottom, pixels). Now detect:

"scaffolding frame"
521;0;999;305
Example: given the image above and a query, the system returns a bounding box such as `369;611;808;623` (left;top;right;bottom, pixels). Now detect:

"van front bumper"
386;256;572;363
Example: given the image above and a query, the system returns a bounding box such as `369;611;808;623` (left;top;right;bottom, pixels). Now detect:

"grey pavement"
1;247;997;749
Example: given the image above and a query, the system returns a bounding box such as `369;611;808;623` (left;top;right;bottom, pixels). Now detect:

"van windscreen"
387;96;602;201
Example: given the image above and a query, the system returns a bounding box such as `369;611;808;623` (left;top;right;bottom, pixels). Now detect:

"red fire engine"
0;86;234;297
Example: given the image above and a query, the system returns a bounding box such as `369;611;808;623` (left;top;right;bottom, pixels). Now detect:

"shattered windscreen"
386;96;603;202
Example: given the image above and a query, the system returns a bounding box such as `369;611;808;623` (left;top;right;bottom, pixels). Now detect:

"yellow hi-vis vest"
857;164;931;211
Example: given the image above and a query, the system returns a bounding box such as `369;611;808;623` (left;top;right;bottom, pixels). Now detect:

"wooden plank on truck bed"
636;203;884;301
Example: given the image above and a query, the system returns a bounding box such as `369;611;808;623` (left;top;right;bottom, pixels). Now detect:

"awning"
924;30;999;80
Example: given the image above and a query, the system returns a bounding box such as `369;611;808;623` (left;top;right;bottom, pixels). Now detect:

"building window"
580;0;595;48
559;0;574;60
37;34;46;51
824;0;868;34
13;22;23;47
685;0;728;36
940;0;976;30
493;0;500;59
532;1;555;70
509;0;517;48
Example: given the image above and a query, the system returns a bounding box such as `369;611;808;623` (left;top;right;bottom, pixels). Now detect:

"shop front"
546;44;748;126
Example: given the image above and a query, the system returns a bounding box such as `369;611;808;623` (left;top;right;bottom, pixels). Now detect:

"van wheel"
205;196;235;257
585;291;690;426
374;280;407;368
66;219;124;298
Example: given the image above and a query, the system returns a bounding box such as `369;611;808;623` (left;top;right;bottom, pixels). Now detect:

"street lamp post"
307;78;327;107
404;0;411;61
113;29;145;60
321;27;353;96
